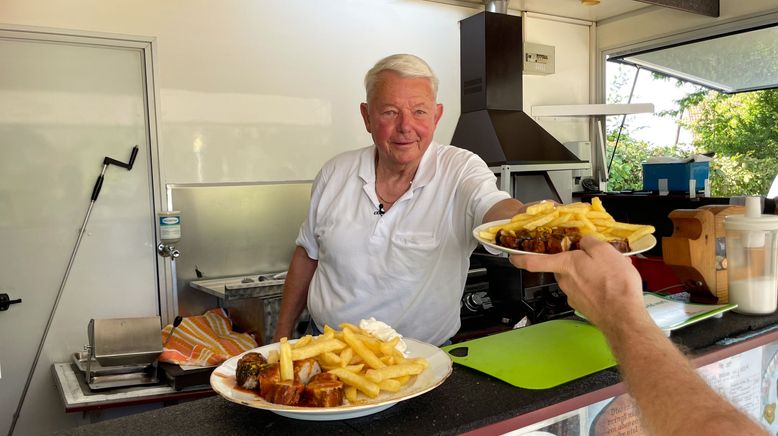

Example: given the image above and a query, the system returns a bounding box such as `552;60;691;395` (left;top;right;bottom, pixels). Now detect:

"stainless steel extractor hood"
451;11;586;169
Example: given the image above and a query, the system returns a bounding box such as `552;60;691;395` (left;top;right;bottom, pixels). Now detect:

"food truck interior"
2;0;778;434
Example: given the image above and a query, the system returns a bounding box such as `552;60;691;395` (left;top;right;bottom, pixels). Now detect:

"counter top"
54;310;778;436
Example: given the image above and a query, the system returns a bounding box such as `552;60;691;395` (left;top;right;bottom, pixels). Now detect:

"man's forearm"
605;314;764;435
482;198;524;224
273;246;318;342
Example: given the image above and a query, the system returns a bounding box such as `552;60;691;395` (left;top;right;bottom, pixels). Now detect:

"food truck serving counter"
53;311;778;435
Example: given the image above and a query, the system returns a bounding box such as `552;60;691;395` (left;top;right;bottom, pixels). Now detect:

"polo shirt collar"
358;141;439;189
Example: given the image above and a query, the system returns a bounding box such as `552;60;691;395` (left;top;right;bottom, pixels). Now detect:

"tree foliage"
679;89;778;195
679;89;778;160
607;69;778;197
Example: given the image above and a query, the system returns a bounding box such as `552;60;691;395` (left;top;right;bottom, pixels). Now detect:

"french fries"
343;328;385;370
365;362;425;383
269;323;428;405
279;338;293;381
290;338;347;361
344;385;358;403
329;368;380;398
293;335;312;348
481;199;655;251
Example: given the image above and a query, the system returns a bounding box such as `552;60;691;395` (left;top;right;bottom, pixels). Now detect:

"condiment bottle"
724;197;778;314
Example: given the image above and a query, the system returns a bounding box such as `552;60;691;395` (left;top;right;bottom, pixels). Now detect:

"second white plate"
473;219;656;257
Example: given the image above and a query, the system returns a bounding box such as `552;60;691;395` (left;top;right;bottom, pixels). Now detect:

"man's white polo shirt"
296;141;510;345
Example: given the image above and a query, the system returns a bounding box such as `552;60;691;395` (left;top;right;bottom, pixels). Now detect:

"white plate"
473;219;657;257
210;338;453;421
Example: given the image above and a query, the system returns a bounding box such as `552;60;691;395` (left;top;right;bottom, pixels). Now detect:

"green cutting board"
442;319;616;389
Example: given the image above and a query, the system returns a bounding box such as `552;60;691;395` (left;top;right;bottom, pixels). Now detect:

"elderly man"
273;54;523;346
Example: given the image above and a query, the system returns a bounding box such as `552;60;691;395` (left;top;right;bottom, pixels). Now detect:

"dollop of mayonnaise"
359;317;407;354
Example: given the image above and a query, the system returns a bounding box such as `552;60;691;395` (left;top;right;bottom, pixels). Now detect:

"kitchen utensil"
725;196;778;314
442;319;616;389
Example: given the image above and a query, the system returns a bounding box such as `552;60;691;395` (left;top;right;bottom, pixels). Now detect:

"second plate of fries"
210;325;452;421
474;198;656;257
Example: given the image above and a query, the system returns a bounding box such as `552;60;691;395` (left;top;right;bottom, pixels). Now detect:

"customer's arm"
272;246;318;342
603;301;764;435
511;238;765;436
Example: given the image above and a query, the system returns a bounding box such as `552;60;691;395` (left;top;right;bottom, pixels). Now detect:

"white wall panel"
524;15;592;144
1;0;477;183
1;0;595;185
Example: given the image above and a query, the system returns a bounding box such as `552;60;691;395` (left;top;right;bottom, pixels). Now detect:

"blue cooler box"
642;161;710;192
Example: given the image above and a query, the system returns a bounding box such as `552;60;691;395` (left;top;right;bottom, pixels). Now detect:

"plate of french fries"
210;323;453;421
474;198;656;256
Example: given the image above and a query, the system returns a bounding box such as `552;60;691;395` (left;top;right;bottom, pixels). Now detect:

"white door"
0;29;162;434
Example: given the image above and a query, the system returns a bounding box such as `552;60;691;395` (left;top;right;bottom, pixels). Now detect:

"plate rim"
209;337;453;418
473;218;656;257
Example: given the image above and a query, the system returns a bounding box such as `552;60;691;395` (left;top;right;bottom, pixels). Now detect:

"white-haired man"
273;53;524;346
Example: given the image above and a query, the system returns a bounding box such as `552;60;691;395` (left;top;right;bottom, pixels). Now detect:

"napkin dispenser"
662;205;744;303
74;316;163;390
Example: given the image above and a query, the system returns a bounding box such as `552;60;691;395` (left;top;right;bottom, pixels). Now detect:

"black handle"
127;145;139;170
90;175;104;201
0;293;22;311
91;145;139;202
103;145;140;170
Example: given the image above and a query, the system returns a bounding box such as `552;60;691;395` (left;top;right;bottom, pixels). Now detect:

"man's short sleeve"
295;169;327;260
460;156;511;228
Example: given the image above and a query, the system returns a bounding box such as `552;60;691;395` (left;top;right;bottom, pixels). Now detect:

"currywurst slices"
233;321;429;407
479;198;655;255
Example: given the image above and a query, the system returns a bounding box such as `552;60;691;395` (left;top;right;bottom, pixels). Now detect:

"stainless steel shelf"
490;162;592;198
489;162;591;173
189;274;285;301
530;103;654;117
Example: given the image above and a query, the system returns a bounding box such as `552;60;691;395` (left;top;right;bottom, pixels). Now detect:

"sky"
606;63;701;148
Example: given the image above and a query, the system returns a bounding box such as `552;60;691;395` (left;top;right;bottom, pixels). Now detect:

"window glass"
604;63;778;197
609;24;778;93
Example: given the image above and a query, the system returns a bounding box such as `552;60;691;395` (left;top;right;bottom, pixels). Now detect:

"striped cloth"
159;308;258;366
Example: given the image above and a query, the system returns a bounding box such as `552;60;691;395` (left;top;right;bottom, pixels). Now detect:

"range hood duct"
451;11;583;167
484;0;508;13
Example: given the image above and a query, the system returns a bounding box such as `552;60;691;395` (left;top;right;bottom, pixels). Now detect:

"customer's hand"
509;237;647;332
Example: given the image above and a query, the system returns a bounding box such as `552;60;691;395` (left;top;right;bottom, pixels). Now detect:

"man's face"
360;71;443;167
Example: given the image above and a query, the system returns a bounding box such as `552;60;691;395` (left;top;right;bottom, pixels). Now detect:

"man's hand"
509;237;647;332
510;237;767;436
